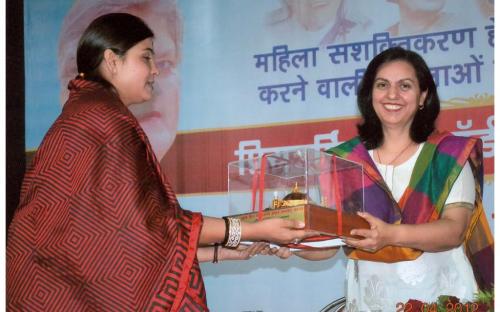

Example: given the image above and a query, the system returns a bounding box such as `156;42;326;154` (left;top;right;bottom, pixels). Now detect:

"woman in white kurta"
344;145;477;311
293;47;493;312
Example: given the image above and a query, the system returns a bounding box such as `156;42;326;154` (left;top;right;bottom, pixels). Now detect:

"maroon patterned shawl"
7;79;208;311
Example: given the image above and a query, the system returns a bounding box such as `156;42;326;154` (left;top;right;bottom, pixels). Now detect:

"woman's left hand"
219;242;271;261
343;212;393;253
272;246;294;259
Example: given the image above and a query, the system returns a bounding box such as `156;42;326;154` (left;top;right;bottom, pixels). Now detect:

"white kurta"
345;144;478;312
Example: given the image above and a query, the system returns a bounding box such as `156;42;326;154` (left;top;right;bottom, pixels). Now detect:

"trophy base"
229;203;369;238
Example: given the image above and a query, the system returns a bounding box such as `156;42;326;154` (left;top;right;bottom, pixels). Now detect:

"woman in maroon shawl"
7;13;314;311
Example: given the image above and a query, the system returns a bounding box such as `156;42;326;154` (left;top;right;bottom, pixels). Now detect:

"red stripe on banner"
161;105;493;194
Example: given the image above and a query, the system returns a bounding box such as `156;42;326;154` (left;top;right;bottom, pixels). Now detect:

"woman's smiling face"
371;60;427;132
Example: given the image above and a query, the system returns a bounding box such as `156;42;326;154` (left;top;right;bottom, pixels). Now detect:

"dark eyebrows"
144;47;155;55
374;77;388;83
399;78;416;84
374;77;415;84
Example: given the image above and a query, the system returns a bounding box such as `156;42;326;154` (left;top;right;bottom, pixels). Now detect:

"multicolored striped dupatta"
328;131;494;290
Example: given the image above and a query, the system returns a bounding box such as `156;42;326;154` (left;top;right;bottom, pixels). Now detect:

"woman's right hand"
243;218;320;245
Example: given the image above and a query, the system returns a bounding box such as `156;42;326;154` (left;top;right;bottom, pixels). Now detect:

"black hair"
76;12;154;88
356;46;440;149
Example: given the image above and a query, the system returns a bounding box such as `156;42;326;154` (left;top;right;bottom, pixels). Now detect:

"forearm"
199;215;312;246
197;242;272;263
198;216;268;245
197;246;216;262
390;208;471;252
198;216;226;245
347;206;472;253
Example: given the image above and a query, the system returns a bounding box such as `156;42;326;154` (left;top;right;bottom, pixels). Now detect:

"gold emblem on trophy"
270;182;309;209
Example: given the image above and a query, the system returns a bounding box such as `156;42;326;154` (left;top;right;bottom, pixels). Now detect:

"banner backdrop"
24;0;494;311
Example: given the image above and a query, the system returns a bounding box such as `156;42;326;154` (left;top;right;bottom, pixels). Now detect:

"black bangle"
222;217;230;246
212;243;219;263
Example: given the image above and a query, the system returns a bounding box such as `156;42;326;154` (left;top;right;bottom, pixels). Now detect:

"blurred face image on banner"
475;0;494;18
386;0;457;35
59;0;180;160
266;0;373;46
